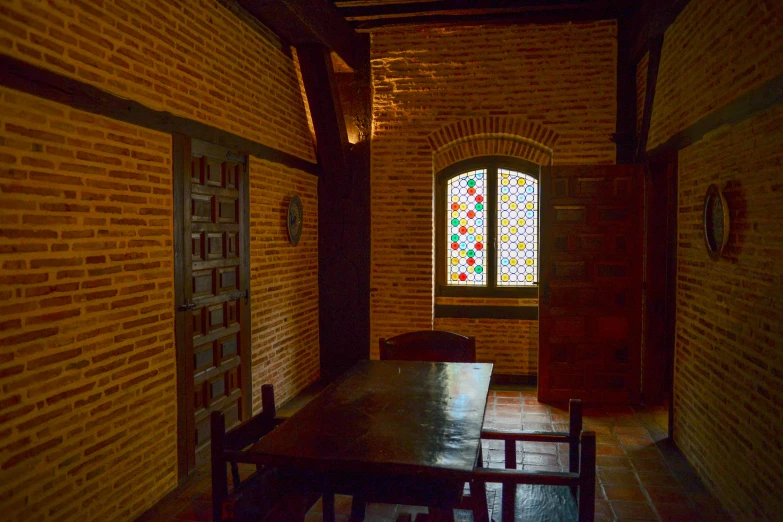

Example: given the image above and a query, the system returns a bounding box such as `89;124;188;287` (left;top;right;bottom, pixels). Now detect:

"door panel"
176;136;251;476
539;165;643;404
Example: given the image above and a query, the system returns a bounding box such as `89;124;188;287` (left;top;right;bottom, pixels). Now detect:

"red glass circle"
459;226;467;234
476;242;483;250
451;203;459;211
476;195;484;203
467;258;475;266
467;188;476;195
459;273;467;281
467;210;475;219
451;242;459;250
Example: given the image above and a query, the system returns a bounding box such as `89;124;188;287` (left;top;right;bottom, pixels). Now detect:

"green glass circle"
468;179;476;188
467;250;475;258
451;234;459;241
475;266;483;274
451;218;460;226
476;203;484;211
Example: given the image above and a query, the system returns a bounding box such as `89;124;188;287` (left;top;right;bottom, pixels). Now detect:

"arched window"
436;156;539;298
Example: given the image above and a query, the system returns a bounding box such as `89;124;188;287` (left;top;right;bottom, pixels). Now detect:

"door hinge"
229;289;250;305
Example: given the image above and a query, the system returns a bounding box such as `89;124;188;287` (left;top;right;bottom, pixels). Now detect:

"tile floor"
137;387;731;522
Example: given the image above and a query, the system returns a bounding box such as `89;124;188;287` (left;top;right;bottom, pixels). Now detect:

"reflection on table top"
249;360;493;477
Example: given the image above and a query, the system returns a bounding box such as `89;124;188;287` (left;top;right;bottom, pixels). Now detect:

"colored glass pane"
446;169;487;286
497;168;538;286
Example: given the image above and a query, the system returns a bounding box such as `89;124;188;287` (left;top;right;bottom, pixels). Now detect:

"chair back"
211;384;279;522
379;330;476;363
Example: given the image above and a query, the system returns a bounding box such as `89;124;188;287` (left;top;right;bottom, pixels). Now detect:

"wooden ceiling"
332;0;634;30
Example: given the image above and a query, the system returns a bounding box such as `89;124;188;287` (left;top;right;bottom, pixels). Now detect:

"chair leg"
470;479;490;522
350;494;366;521
501;483;514;522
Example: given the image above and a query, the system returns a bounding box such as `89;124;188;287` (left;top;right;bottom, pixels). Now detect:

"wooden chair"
379;330;476;363
471;399;595;522
211;384;323;522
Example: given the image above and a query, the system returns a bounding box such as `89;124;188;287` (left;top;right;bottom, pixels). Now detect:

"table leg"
322;491;335;522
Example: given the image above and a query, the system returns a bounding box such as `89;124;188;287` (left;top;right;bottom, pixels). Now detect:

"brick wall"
0;87;176;521
648;0;783;149
370;21;617;371
644;0;783;518
0;0;320;520
674;102;783;520
248;158;319;408
0;0;315;162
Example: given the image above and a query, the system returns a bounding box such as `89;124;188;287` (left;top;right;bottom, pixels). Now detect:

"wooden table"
241;360;493;521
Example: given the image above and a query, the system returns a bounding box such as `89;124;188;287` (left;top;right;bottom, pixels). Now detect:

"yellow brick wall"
0;0;316;162
0;1;320;520
370;21;617;372
674;102;783;521
248;158;319;407
648;0;783;149
0;87;176;521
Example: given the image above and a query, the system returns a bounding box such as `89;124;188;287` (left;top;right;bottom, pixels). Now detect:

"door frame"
173;134;252;479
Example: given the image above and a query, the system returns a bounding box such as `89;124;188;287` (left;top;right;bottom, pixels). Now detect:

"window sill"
434;304;538;320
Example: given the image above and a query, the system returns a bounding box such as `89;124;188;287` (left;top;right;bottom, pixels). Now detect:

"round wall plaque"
703;184;729;260
287;195;303;245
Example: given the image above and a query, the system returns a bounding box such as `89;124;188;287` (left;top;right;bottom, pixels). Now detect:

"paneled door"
174;136;251;477
538;165;643;404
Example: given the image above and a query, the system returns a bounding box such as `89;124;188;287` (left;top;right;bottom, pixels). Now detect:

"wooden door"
538;165;643;404
174;136;251;477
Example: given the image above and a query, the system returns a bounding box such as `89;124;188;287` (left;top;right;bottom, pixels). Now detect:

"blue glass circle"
501;187;509;194
502;259;509;266
476;218;483;226
476;172;483;179
526;186;534;193
526;211;534;218
460;242;467;249
518;195;526;202
467;234;475;242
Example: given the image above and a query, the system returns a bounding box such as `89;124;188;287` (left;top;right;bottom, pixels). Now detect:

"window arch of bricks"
428;118;559;300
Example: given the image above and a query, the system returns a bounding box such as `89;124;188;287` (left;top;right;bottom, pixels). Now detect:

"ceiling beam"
236;0;362;70
336;0;616;20
351;7;619;30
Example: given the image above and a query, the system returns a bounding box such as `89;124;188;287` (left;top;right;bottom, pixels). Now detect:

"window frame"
435;155;540;299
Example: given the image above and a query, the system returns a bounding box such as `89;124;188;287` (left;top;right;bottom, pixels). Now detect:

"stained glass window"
497;168;538;286
440;157;539;295
447;169;487;286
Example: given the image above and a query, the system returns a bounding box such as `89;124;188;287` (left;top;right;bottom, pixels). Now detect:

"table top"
248;360;493;478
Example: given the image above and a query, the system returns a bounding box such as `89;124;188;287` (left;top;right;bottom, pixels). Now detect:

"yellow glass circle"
502;274;510;282
519;218;526;226
476;235;483;241
501;219;509;226
518;178;526;186
459;250;466;257
510;203;517;210
451;211;459;218
460;203;468;210
451;273;458;280
518;243;526;250
510;227;517;234
501;234;509;242
526;203;534;210
468;226;475;234
526;258;534;266
526;274;534;281
502;179;509;186
452;195;459;202
460;219;467;225
451;258;459;265
510;258;517;266
467;266;474;273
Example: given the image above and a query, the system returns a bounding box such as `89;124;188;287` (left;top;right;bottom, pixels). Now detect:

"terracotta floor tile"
173;500;212;522
637;471;678;489
598;469;640;486
597;455;633;470
645;486;691;504
596;444;625;456
610;500;658;520
623;445;661;459
595;499;613;519
630;456;670;473
603;485;648;502
654;502;702;522
618;434;655;446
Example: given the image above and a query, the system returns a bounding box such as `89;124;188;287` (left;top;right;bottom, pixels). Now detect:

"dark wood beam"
296;45;350;188
614;13;637;163
629;0;691;63
236;0;363;70
647;71;783;163
337;0;615;19
351;7;619;29
0;54;318;176
635;35;664;162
